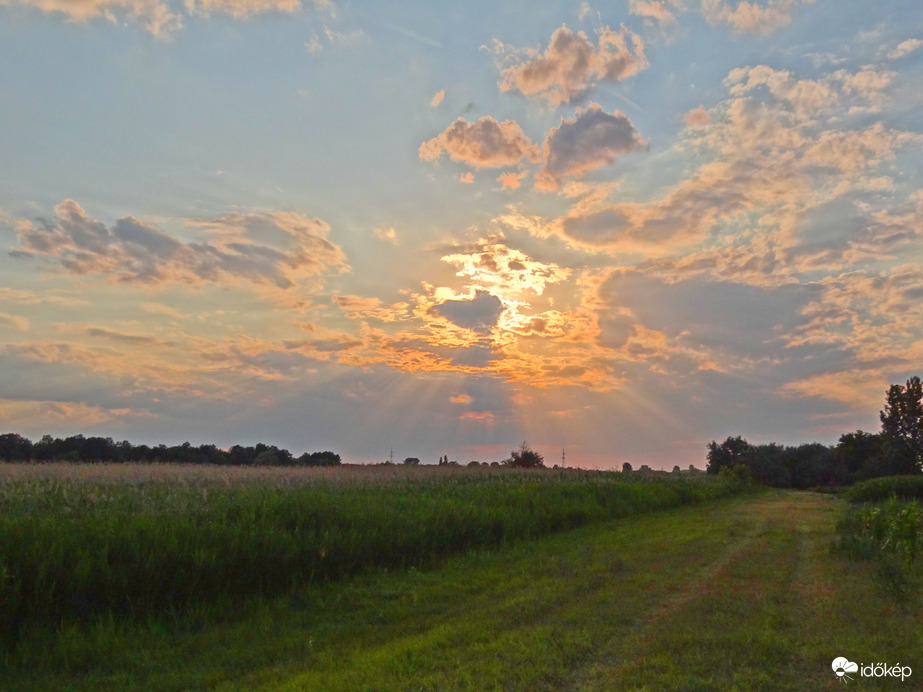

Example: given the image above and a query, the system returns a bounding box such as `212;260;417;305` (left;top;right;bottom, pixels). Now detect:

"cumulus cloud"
0;0;332;35
537;104;647;190
629;0;677;24
0;0;182;36
889;38;923;61
11;200;346;292
700;0;811;35
419;116;540;169
684;105;711;128
495;24;647;105
497;170;529;189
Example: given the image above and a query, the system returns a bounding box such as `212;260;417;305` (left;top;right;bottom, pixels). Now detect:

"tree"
403;457;420;465
706;436;752;474
0;433;32;461
503;442;545;468
880;376;923;474
622;462;633;473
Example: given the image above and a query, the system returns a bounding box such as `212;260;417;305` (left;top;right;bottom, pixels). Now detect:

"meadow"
0;463;743;661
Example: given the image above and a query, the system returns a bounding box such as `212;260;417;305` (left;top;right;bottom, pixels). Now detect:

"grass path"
14;491;922;691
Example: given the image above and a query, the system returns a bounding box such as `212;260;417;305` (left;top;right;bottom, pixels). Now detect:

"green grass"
836;495;922;601
0;465;744;653
7;490;921;691
845;475;923;503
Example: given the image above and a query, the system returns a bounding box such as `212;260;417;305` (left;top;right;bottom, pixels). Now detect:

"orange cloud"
495;25;647;105
430;89;445;106
0;0;182;36
419;116;540;169
701;0;809;35
683;105;711;128
460;411;496;424
629;0;676;23
497;170;529;189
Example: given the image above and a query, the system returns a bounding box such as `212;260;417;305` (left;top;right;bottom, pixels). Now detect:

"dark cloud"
11;200;345;292
432;290;504;334
538;105;647;190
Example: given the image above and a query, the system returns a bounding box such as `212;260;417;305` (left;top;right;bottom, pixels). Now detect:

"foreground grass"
9;491;921;690
0;465;740;651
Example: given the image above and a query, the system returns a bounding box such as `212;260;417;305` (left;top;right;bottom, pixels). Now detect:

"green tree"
706;436;752;475
503;442;545;468
880;376;923;474
622;462;632;473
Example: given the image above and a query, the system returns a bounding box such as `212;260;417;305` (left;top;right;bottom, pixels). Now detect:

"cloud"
700;0;811;35
303;23;365;53
497;170;529;189
450;393;473;404
373;226;398;244
889;38;923;61
629;0;676;24
537;104;647;190
430;89;445;107
0;0;333;35
495;25;647;105
0;313;29;332
0;0;182;36
184;0;300;19
460;410;496;424
432;290;504;334
11;200;346;294
684;105;711;128
458;172;475;184
419;116;540;169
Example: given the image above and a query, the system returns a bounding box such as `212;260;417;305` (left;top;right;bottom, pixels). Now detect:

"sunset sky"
1;0;921;468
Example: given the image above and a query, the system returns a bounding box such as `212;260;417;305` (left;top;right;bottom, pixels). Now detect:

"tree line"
707;376;923;487
0;433;341;466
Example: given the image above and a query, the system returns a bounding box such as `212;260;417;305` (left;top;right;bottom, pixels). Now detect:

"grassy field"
3;467;920;690
0;464;741;657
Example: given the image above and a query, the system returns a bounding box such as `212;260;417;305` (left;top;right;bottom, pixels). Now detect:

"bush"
835;496;922;600
845;475;923;503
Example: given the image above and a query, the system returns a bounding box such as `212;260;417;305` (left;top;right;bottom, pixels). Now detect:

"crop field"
0;464;742;659
3;464;920;690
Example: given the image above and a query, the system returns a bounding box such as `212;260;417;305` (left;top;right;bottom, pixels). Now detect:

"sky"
1;0;922;468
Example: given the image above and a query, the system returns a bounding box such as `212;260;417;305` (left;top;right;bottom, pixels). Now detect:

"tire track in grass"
563;493;811;691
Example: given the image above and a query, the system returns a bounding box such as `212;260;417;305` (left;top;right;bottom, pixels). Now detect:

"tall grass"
0;464;746;650
845;475;923;503
835;495;922;600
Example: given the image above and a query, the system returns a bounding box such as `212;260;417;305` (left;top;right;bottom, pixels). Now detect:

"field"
2;464;920;690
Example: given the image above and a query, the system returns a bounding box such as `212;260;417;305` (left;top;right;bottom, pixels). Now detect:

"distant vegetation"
0;464;750;653
0;433;340;466
845;475;923;503
707;375;923;487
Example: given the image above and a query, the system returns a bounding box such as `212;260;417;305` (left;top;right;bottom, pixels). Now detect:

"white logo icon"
832;657;859;683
